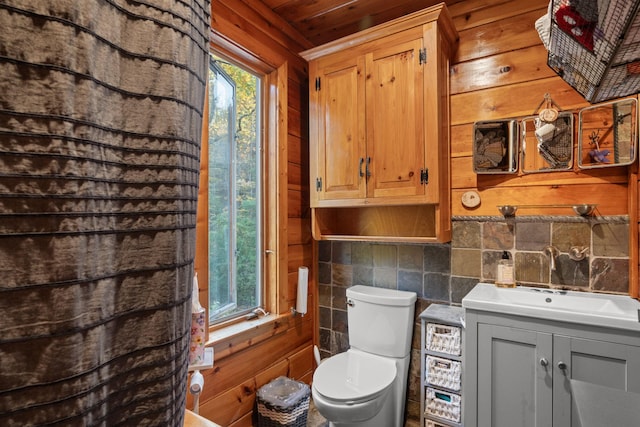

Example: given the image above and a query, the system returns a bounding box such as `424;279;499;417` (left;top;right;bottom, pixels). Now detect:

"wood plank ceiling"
262;0;465;46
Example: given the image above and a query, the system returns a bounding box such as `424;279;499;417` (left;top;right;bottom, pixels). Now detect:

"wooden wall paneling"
204;316;313;398
205;343;313;426
287;241;313;271
287;106;303;138
288;162;303;191
288;77;303;112
288;134;304;167
210;317;291;361
288;187;304;218
288;218;313;245
451;77;588;126
452;183;628;217
451;123;473;158
200;359;290;426
451;156;476;189
454;8;548;62
288;344;315;379
449;0;549;31
450;44;556;94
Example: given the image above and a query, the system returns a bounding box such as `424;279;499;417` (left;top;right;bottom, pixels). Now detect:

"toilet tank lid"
346;285;417;306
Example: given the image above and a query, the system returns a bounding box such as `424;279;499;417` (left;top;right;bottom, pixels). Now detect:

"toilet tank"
346;285;417;358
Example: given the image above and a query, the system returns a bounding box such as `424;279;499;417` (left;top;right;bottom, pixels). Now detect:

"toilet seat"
313;350;396;404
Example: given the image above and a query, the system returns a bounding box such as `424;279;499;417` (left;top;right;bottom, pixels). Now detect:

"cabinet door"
477;324;553;427
553;335;640;427
312;54;366;204
365;38;425;199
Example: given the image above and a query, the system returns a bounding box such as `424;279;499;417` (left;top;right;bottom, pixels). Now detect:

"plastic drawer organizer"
420;305;465;427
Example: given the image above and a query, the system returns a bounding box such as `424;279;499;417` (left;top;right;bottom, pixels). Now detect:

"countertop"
184;410;222;427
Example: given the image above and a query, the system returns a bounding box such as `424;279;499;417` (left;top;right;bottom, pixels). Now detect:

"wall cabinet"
301;4;457;243
464;310;640;427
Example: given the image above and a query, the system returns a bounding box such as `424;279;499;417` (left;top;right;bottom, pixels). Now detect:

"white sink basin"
462;283;640;331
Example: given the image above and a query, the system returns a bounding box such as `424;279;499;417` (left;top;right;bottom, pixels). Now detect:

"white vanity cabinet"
463;284;640;427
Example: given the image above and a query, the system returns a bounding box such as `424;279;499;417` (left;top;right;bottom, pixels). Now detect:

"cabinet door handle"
366;157;371;178
359;157;364;178
539;358;549;367
557;361;567;370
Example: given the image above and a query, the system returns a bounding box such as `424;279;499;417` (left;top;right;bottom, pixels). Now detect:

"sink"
462;283;640;331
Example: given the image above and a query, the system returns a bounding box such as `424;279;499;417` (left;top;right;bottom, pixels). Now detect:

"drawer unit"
425;388;461;423
426;323;461;356
426;355;461;391
420;304;464;427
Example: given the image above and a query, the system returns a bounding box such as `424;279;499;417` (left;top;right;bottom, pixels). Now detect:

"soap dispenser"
496;251;515;288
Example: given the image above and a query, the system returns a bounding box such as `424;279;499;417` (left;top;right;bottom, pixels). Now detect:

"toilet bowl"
311;349;396;426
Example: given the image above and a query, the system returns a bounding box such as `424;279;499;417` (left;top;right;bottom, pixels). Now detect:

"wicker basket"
257;377;310;427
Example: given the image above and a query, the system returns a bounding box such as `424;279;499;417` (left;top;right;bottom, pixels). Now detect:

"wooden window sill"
207;313;292;361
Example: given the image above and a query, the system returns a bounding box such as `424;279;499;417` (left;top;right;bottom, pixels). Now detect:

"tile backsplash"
316;215;629;421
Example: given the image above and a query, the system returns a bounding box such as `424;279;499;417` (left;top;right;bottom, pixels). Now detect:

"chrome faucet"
544;245;559;271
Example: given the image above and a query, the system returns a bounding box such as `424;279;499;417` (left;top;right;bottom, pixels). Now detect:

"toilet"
312;285;417;427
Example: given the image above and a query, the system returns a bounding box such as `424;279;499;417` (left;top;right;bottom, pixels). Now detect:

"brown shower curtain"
0;0;210;425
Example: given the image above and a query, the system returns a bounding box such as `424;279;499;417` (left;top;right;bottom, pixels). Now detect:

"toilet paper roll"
296;266;308;315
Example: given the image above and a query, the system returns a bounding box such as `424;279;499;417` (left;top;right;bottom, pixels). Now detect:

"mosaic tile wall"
316;216;629;421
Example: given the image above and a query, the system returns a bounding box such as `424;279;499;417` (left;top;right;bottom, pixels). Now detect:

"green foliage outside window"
207;55;261;323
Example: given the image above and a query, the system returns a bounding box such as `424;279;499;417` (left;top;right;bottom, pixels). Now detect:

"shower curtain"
0;0;210;425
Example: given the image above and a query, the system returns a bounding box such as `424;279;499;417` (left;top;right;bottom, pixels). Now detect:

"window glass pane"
208;55;261;323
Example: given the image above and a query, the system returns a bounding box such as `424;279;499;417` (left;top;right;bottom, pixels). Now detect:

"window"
207;54;262;324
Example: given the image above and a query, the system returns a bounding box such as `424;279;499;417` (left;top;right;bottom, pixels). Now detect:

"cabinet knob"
557;361;567;370
539;358;549;367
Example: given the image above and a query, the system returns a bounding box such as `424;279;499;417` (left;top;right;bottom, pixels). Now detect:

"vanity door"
476;324;553;427
552;335;640;427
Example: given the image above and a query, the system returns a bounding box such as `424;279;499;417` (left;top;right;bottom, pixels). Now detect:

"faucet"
544;245;559;271
568;246;589;261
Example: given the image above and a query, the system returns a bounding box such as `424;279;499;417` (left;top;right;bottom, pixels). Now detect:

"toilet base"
317;385;395;427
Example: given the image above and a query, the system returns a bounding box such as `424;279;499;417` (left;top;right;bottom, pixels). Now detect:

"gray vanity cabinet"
552;335;640;426
476;324;552;427
465;311;640;427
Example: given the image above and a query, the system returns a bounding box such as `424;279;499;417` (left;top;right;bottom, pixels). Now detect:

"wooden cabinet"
301;4;457;243
464;311;640;427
